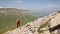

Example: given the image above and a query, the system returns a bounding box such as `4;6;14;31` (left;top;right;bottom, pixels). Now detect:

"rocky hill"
3;11;60;34
0;8;30;16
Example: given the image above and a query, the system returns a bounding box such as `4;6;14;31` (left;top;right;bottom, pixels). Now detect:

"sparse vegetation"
32;30;35;33
0;15;37;34
26;24;30;27
37;19;51;34
57;11;60;13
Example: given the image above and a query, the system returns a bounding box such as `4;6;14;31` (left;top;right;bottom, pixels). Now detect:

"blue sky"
0;0;60;10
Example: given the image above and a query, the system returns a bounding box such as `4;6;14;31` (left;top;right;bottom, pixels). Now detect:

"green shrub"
32;30;35;33
57;11;60;13
26;24;30;27
37;19;51;34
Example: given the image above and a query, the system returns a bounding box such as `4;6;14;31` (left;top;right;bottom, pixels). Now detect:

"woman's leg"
17;24;18;28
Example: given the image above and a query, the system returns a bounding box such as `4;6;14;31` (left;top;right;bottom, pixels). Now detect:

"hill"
0;8;30;16
0;8;37;34
3;11;60;34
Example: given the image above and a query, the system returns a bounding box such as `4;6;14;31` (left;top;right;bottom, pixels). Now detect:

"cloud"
16;1;22;3
14;0;22;3
48;3;56;7
0;7;4;8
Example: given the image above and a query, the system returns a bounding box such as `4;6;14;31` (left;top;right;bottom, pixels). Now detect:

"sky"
0;0;60;11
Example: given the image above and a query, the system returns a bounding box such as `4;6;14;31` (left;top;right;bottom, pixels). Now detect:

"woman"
16;19;20;28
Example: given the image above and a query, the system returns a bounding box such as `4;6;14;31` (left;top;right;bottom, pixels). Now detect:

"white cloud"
16;1;22;3
14;0;22;3
0;7;4;8
48;3;56;7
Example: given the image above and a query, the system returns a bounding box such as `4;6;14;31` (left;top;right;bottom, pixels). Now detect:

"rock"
4;11;60;34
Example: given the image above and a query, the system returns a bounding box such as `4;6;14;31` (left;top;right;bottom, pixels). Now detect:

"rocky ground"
3;11;60;34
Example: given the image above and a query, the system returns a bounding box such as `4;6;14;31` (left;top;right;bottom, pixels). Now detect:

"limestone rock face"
0;8;30;16
4;11;60;34
47;11;60;34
